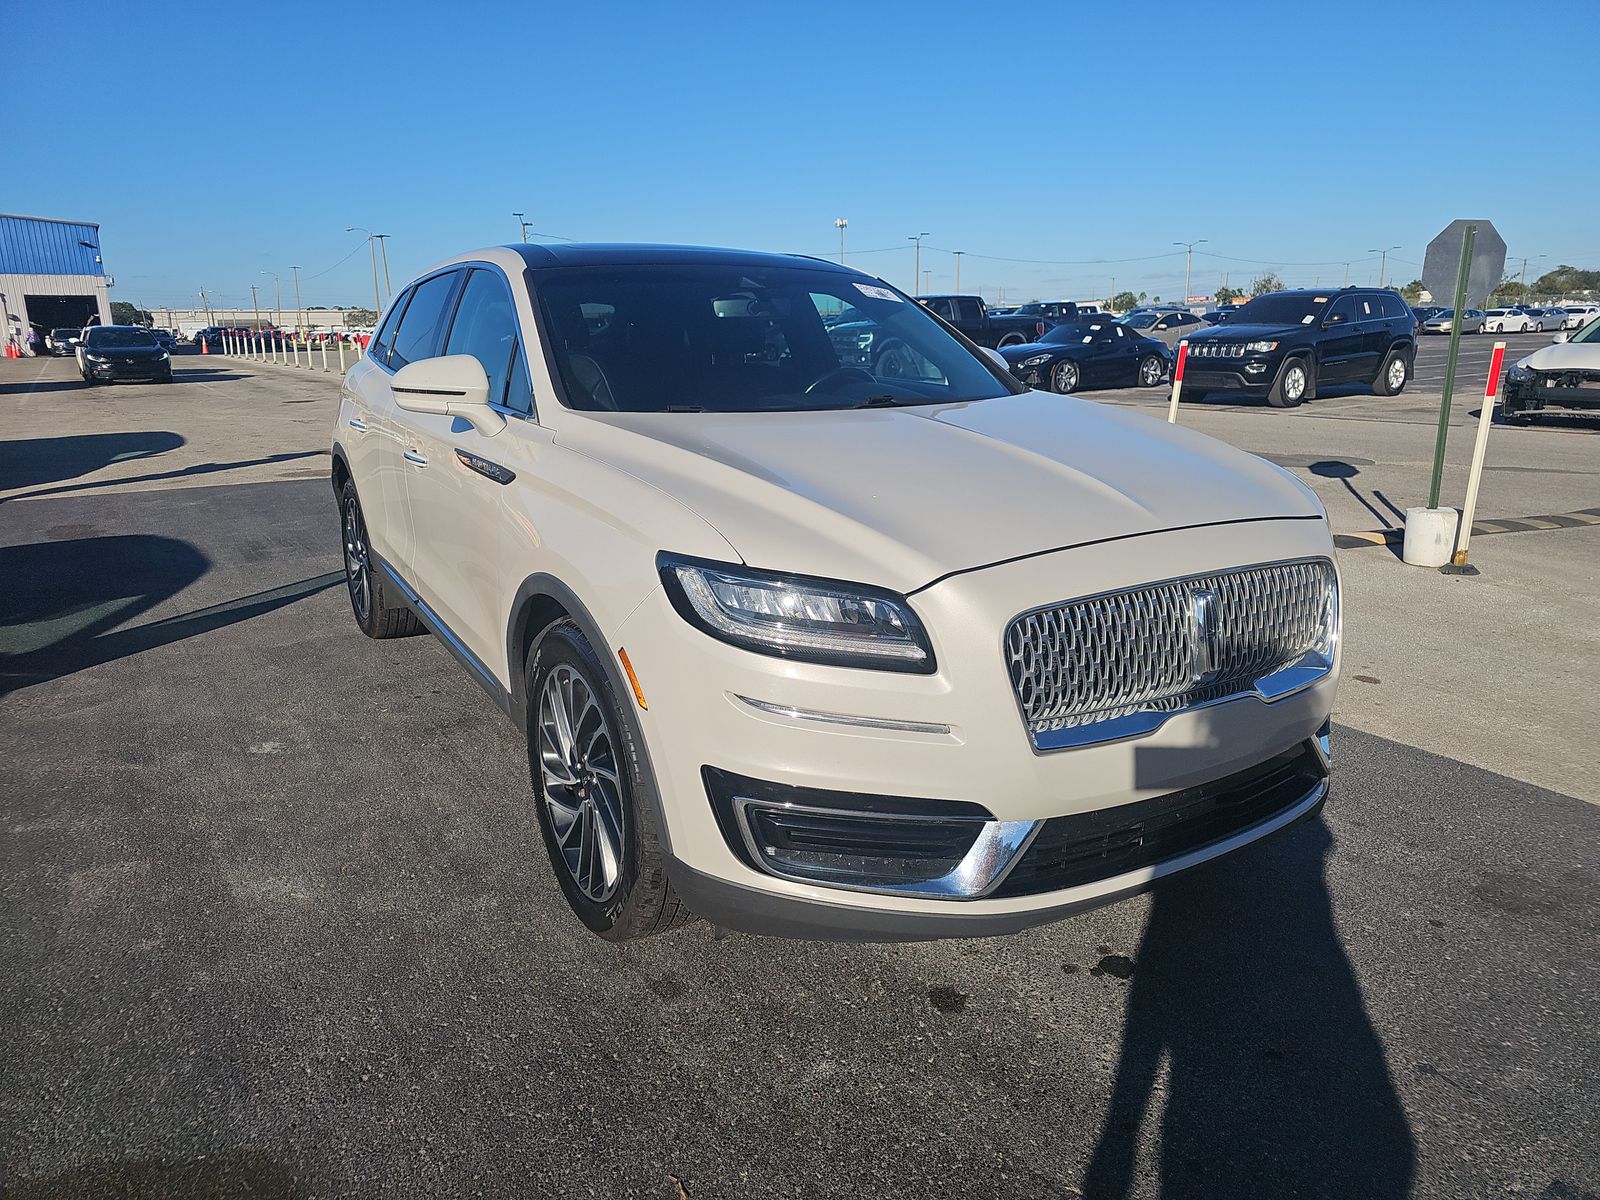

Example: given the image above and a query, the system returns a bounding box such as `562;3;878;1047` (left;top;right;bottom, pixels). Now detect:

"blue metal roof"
0;215;104;276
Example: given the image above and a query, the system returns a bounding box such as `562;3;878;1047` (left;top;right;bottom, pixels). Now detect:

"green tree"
1214;284;1242;305
111;301;152;326
1531;264;1599;298
1249;272;1285;298
1399;279;1424;303
1137;291;1147;304
1111;290;1138;313
344;308;378;325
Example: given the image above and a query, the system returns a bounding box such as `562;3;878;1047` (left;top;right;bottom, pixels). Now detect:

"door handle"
348;417;369;431
403;449;428;466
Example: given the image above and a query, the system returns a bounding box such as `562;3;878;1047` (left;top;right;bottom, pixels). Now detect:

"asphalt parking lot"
2;354;1597;1199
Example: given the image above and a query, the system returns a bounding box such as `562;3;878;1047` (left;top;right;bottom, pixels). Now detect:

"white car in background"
330;242;1339;944
1561;304;1599;330
1485;306;1549;333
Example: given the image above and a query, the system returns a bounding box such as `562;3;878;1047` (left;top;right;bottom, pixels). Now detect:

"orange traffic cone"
201;337;208;355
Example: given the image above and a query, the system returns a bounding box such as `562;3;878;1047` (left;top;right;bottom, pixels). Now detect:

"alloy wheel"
1139;356;1163;386
537;664;625;903
1387;358;1406;390
1284;364;1307;401
342;495;371;621
1052;361;1079;393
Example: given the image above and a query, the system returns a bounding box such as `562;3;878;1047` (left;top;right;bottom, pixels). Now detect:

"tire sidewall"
526;624;650;939
1052;359;1079;393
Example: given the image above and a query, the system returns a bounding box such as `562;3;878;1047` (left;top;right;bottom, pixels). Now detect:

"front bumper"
1503;372;1600;414
85;358;169;380
615;518;1340;939
1182;355;1279;394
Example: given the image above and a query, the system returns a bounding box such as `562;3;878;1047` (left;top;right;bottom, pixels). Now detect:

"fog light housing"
702;767;1036;898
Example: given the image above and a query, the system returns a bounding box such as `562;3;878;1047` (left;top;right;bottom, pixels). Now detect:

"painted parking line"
1334;506;1600;549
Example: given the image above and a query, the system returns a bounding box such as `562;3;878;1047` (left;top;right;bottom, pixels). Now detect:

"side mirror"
1553;331;1568;344
1323;312;1348;327
980;346;1010;371
391;354;506;437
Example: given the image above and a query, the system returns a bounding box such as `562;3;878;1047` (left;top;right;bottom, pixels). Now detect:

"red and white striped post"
1167;340;1189;423
1447;340;1507;572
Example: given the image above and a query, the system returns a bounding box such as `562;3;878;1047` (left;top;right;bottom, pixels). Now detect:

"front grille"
991;741;1326;897
1005;559;1335;748
1190;342;1247;358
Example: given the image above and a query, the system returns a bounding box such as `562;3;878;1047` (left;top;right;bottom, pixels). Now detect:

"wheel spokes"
536;663;626;902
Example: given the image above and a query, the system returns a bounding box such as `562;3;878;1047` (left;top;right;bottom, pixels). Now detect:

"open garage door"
25;294;99;331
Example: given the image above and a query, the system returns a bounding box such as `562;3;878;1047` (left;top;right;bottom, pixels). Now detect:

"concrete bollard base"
1403;507;1460;568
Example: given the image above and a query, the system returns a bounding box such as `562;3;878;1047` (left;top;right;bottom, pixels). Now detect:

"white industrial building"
0;213;113;349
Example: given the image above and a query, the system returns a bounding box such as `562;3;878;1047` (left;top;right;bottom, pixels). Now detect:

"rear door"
1350;293;1389;381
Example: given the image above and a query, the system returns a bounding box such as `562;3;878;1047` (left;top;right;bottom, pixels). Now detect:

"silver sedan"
1421;308;1486;335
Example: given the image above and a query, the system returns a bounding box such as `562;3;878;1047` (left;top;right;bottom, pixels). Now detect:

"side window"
444;269;528;413
1326;296;1357;326
389;271;463;369
370;291;410;365
956;298;984;324
1354;294;1379;322
924;298;956;321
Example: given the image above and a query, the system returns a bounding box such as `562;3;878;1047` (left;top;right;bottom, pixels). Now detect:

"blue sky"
7;1;1596;309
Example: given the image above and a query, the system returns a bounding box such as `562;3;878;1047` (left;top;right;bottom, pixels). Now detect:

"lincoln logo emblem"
1190;586;1222;684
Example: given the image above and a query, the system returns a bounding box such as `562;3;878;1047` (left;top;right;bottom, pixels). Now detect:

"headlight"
158;351;169;360
1243;340;1279;353
658;554;935;673
1019;354;1053;368
85;353;106;363
1506;363;1532;382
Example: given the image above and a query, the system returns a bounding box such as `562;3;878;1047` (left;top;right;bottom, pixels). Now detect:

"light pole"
346;227;383;313
1343;262;1352;287
954;251;964;294
249;284;261;333
374;235;392;299
923;269;932;294
290;265;303;335
1174;239;1207;307
908;232;929;295
261;271;280;325
513;211;531;242
834;217;847;264
1368;245;1400;288
198;287;213;324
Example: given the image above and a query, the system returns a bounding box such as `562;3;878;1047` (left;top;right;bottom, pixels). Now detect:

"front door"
1317;295;1364;384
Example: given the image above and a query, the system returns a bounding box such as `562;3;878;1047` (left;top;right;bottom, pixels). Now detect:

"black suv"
1180;288;1417;408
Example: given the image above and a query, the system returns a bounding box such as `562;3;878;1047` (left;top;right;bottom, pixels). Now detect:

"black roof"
508;242;859;274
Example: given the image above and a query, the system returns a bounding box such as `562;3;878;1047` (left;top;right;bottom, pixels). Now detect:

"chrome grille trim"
1004;559;1337;752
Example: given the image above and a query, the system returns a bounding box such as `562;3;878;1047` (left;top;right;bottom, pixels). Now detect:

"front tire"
1050;359;1080;394
1137;354;1165;387
339;478;421;639
527;622;692;941
1267;357;1311;408
1373;349;1409;396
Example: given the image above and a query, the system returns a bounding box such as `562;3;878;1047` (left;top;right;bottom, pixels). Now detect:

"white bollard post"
1166;340;1189;423
321;338;329;372
292;338;300;369
1444;341;1508;575
338;338;347;373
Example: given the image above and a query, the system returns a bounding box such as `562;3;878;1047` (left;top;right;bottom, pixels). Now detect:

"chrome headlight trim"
658;553;936;673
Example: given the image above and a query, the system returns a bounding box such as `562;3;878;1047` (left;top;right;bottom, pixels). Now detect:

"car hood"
1187;322;1302;341
87;345;164;358
555;392;1322;593
998;341;1070;362
1516;341;1600;372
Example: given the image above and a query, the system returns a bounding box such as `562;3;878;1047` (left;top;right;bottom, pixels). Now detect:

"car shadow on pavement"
1;1150;304;1199
0;449;326;505
1080;812;1416;1199
0;535;343;697
0;431;185;491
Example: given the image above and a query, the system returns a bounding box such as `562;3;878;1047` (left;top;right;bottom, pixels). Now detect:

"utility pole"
954;251;964;294
250;284;261;332
923;269;932;294
1174;239;1207;306
1343;262;1351;287
1368;245;1400;288
199;287;212;324
290;265;303;335
834;217;848;264
346;227;383;312
513;211;531;242
1517;254;1544;300
908;232;929;295
375;235;392;299
1109;275;1115;309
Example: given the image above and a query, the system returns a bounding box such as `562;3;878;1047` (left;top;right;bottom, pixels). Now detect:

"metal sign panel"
1422;220;1506;309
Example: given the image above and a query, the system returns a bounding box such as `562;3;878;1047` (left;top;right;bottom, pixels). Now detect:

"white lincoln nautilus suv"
331;243;1339;942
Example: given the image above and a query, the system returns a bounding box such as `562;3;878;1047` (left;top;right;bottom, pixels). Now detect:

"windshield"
1122;313;1158;329
51;328;77;338
1231;294;1327;325
1571;315;1600;343
535;264;1019;412
1037;321;1106;345
86;328;158;348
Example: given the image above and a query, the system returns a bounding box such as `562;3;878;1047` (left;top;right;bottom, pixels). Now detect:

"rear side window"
389;271;463;369
956;298;984;323
370;293;409;365
444;269;527;413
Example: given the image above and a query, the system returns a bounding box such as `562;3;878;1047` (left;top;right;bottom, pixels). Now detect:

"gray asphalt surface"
1;359;1597;1199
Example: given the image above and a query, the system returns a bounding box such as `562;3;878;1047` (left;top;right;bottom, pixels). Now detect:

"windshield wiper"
851;394;913;408
664;405;706;413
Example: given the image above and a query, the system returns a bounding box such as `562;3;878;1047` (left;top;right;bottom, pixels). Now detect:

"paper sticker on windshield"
1313;297;1328;303
1302;315;1315;324
854;283;901;302
1082;335;1094;343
